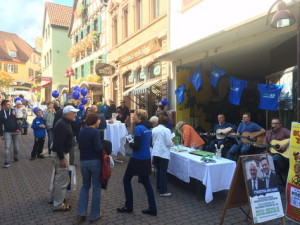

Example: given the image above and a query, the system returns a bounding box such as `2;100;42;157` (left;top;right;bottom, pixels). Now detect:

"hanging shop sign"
95;63;115;76
119;37;161;66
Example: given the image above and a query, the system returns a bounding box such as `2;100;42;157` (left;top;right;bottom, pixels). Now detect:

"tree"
0;71;14;89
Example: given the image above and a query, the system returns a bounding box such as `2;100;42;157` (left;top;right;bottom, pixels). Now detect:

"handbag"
100;153;111;189
49;165;77;192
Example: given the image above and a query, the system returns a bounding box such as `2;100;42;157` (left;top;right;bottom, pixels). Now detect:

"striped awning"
122;82;144;96
131;79;162;95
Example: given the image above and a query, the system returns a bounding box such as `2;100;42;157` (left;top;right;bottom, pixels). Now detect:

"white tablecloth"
104;123;128;156
168;146;236;203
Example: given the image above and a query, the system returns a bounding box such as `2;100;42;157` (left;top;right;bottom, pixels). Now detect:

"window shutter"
90;20;94;31
83;26;86;37
15;65;18;73
84;62;88;76
98;15;102;33
4;64;7;72
101;54;107;63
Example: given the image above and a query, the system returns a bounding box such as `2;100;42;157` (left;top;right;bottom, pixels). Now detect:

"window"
94;18;98;31
81;64;84;77
49;50;52;64
150;0;160;20
90;60;94;74
9;51;17;57
76;35;78;43
123;6;129;39
81;31;83;39
28;68;34;77
149;62;162;79
87;25;90;34
136;67;146;82
136;0;143;30
7;64;15;73
112;16;118;46
124;71;134;87
75;68;78;79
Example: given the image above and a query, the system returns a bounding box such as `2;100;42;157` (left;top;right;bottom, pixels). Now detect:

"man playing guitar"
264;118;290;185
227;112;266;160
205;114;234;156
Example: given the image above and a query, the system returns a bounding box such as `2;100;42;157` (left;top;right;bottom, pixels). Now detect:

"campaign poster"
286;122;300;223
242;154;284;223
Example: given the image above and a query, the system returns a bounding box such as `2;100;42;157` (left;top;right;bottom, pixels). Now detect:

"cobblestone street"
0;116;296;225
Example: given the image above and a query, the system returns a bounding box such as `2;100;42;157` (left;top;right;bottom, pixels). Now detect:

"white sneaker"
160;193;172;197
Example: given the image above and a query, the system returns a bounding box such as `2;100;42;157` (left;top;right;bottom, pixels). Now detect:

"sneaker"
30;157;36;161
14;158;19;162
44;154;50;157
160;193;172;197
3;162;10;168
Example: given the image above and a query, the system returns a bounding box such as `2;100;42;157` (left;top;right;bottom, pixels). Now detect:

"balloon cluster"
52;90;59;98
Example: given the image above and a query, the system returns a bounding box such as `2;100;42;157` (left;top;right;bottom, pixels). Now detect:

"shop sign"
153;64;161;76
119;37;161;66
95;63;115;76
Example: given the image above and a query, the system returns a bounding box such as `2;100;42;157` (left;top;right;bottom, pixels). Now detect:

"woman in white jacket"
152;115;173;197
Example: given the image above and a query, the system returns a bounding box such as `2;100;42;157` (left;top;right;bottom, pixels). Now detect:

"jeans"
46;128;53;155
4;132;20;163
153;156;169;194
49;153;69;209
123;173;156;211
31;137;45;158
227;142;253;160
77;159;101;220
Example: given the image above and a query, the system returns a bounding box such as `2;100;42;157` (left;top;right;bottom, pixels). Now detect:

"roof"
45;2;73;28
0;31;37;63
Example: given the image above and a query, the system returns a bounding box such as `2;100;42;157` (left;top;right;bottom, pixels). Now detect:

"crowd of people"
0;94;291;222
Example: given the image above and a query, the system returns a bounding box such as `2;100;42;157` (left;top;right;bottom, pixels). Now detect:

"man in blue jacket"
0;100;20;168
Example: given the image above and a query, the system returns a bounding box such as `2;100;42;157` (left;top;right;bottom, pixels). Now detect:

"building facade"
40;2;73;102
158;0;297;130
0;31;41;99
68;0;108;104
105;0;168;121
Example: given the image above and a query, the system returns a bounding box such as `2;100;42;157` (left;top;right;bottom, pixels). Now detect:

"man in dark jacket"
49;105;79;211
0;100;20;168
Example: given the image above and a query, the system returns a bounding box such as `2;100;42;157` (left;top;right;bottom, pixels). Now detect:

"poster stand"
219;156;286;225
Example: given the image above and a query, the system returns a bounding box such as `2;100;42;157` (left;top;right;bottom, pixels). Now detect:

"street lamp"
65;68;75;93
267;0;300;121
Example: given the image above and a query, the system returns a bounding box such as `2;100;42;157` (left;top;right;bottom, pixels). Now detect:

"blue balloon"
72;90;80;100
161;98;168;107
79;104;85;111
81;97;88;105
74;86;80;91
52;90;59;98
33;107;39;115
14;97;22;103
81;87;88;96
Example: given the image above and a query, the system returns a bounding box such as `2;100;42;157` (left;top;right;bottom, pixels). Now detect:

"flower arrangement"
89;30;99;43
71;74;103;85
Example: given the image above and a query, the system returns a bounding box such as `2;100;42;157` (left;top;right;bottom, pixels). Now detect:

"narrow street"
0;115;294;225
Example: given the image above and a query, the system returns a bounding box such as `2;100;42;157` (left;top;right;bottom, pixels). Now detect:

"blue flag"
189;64;202;92
210;63;226;87
229;76;248;105
175;84;185;104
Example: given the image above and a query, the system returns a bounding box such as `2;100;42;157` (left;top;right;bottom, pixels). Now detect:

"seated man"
227;112;265;160
205;114;234;156
264;118;290;185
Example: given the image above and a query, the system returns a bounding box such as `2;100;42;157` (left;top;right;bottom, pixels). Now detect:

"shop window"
112;16;118;46
124;71;134;88
148;62;162;79
123;6;129;39
135;0;143;31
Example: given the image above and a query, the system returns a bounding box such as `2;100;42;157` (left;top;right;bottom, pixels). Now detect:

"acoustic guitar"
252;138;290;158
199;127;233;140
227;131;265;144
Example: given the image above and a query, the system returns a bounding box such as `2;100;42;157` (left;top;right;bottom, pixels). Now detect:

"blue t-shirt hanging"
189;64;202;91
175;84;185;104
258;84;284;111
229;76;248;105
210;63;226;87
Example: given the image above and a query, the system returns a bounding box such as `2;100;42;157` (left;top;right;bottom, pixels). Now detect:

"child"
31;109;46;160
13;100;26;133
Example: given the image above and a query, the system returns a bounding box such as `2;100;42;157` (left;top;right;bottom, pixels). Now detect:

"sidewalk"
0;116;295;224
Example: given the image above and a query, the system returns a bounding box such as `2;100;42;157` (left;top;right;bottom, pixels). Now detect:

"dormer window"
9;51;17;57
